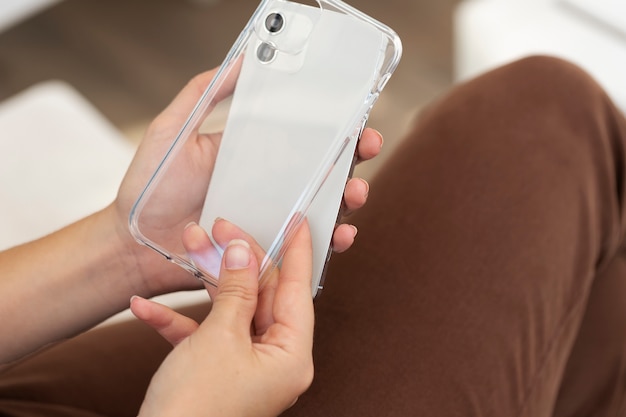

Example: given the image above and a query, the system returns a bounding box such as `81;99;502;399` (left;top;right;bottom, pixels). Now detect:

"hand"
134;222;315;417
110;69;383;297
111;70;222;297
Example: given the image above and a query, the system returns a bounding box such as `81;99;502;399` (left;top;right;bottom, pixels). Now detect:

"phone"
129;0;401;297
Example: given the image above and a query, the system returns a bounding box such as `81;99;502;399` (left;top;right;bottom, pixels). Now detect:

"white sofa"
454;0;626;112
0;82;210;324
0;0;60;32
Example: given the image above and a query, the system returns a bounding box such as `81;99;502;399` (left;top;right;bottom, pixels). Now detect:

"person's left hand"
110;69;383;299
134;221;315;417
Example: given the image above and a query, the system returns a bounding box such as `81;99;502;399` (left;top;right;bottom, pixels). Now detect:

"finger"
184;220;281;328
254;272;279;336
148;60;243;143
128;70;223;187
151;69;219;131
211;219;268;267
206;239;261;334
342;177;369;215
331;223;358;253
211;219;281;336
267;220;314;345
130;296;200;346
356;128;383;163
183;221;268;295
252;212;304;336
182;222;223;297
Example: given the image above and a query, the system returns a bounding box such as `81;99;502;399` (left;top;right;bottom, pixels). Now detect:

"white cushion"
0;80;135;250
454;0;626;112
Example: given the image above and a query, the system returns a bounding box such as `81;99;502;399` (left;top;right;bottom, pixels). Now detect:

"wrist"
82;206;148;302
105;202;201;299
101;202;155;297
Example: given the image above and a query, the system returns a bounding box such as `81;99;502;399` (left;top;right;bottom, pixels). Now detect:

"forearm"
0;206;142;363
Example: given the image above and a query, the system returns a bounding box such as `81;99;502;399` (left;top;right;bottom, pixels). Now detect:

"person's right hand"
133;221;315;417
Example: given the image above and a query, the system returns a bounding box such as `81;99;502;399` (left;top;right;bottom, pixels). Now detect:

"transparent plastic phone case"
129;0;402;296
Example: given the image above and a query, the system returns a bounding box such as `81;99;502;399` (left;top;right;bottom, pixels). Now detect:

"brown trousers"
1;56;625;416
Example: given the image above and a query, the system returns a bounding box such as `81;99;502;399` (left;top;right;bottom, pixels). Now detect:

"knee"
499;55;594;84
472;55;610;119
414;55;609;142
400;54;618;198
490;55;604;105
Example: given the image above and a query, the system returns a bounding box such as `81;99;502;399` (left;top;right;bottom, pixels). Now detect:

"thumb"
207;239;260;332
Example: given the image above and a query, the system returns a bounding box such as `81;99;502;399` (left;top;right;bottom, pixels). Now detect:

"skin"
0;68;383;414
135;222;315;417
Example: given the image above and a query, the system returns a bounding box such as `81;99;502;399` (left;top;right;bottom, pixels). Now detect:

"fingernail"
350;225;358;238
360;178;370;198
130;295;144;304
224;239;251;270
185;221;197;230
373;129;384;148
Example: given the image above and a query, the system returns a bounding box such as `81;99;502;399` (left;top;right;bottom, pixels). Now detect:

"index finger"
271;220;315;342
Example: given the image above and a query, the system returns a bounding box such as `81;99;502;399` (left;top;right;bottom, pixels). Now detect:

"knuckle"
218;279;256;302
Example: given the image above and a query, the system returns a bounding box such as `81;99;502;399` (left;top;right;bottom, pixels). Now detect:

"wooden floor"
0;0;461;179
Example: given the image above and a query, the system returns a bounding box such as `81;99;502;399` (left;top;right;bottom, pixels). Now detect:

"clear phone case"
129;0;402;293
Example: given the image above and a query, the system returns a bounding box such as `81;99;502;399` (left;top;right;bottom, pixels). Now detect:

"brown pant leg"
0;303;209;417
553;250;626;416
283;56;626;417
